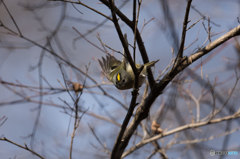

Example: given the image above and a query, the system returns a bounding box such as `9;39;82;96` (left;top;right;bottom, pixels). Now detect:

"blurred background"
0;0;240;158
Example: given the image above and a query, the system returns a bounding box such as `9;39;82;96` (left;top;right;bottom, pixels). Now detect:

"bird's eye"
122;79;125;83
111;66;117;70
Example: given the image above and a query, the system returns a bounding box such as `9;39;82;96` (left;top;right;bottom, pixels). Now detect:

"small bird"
98;34;159;90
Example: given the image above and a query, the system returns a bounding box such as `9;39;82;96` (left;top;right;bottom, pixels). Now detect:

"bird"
98;34;159;90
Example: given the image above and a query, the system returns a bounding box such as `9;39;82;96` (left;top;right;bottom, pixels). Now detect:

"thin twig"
71;3;83;14
165;127;240;148
88;123;111;154
0;137;44;159
1;0;22;36
48;0;112;21
69;63;90;159
140;18;154;34
96;35;125;56
0;116;7;126
187;17;203;31
73;27;105;53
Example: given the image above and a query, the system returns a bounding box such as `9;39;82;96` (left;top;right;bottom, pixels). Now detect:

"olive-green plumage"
98;34;159;90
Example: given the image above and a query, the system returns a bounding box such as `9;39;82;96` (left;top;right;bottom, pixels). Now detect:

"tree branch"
122;113;240;157
108;1;144;158
100;0;156;88
0;137;44;159
48;0;113;21
177;0;192;58
116;25;240;158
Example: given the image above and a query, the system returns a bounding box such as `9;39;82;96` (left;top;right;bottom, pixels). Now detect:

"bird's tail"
144;59;159;68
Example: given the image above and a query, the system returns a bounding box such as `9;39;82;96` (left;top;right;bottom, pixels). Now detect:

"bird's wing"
98;55;121;81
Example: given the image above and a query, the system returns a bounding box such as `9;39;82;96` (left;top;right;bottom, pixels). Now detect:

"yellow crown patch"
117;73;121;81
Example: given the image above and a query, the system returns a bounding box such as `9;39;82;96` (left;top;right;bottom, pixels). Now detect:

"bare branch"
1;0;22;36
117;25;240;158
48;0;112;21
177;0;192;58
0;137;44;159
0;116;7;126
100;0;156;88
165;127;240;148
88;124;111;154
122;113;240;158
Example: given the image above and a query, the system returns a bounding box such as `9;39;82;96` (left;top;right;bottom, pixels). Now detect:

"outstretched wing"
98;55;121;81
